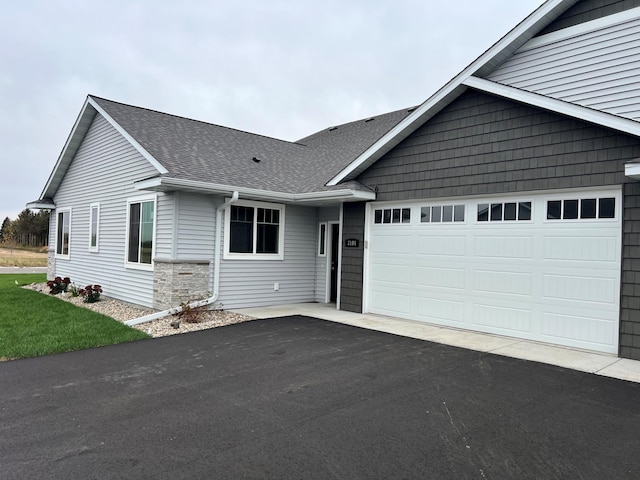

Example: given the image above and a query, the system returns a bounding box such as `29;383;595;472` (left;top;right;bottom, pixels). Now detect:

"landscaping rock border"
22;283;255;338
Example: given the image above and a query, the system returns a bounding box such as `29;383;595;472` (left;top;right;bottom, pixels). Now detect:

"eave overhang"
625;162;640;180
134;177;376;205
25;200;56;210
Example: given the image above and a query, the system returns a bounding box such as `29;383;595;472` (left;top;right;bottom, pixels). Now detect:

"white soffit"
518;5;640;53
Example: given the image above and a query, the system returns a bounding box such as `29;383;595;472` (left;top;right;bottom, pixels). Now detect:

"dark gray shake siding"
354;89;640;359
340;202;366;313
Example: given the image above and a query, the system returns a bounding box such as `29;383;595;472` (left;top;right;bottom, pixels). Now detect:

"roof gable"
37;96;167;201
327;0;621;185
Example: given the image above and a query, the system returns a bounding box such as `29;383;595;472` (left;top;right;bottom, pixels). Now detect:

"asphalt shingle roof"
91;96;414;194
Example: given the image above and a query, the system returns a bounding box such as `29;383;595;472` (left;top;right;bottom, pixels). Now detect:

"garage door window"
421;205;465;223
478;202;531;222
374;208;411;224
547;197;615;220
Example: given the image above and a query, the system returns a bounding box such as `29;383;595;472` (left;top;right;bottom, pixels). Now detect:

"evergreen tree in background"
0;217;11;243
0;210;49;247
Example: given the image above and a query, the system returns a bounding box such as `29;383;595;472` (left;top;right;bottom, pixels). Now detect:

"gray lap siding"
355;89;640;359
50;114;165;308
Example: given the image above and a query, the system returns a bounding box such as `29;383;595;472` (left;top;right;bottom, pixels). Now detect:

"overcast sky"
1;0;546;222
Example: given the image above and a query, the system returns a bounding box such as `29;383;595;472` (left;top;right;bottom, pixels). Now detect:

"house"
29;0;640;360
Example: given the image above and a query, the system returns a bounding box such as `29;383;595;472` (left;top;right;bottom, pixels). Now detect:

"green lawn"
0;274;149;360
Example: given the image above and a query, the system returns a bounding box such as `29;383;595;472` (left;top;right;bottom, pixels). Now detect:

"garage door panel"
473;270;533;297
542;274;618;304
472;303;533;334
543;236;619;262
416;235;466;256
415;296;465;324
370;233;412;254
369;291;411;316
474;236;534;259
367;189;621;354
542;312;616;347
416;266;465;290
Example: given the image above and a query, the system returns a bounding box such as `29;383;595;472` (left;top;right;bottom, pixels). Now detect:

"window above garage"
547;197;615;220
374;208;411;224
477;201;532;222
421;204;465;223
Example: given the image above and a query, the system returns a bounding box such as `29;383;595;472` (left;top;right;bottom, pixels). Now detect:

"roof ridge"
88;94;308;148
325;105;418;130
296;105;418;144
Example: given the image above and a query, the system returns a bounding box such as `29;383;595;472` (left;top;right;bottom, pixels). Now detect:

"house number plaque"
345;239;359;248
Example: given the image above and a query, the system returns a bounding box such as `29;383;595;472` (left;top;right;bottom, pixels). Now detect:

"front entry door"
330;223;339;302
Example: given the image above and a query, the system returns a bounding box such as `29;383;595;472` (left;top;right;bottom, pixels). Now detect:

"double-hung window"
225;201;284;260
126;196;156;268
55;208;71;258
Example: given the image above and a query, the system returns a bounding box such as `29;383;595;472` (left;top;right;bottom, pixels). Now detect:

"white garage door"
365;189;622;354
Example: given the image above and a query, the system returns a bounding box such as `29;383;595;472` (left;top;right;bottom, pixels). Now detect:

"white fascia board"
464;76;640;137
625;162;640;180
134;177;375;203
293;190;375;203
87;97;168;175
326;0;574;186
40;98;96;199
519;6;640;53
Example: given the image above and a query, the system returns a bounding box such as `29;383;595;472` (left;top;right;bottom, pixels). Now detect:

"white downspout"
125;191;239;326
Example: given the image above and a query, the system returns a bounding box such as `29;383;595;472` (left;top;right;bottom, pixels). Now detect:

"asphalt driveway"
2;316;640;479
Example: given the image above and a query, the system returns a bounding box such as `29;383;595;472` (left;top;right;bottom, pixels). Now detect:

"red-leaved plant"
79;284;102;303
47;277;71;295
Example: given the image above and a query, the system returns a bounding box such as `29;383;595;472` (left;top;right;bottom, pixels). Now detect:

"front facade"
31;0;640;360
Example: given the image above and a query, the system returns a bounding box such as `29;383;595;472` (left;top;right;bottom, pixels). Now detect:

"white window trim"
89;203;100;253
318;222;327;257
55;207;72;259
124;194;157;271
223;200;285;261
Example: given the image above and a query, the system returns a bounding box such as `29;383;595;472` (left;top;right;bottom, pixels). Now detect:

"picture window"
225;201;285;259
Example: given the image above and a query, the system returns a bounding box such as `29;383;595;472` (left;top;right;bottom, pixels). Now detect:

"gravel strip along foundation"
23;283;255;338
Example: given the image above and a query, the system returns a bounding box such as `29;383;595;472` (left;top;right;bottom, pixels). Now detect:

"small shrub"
47;277;71;295
174;300;207;324
69;283;80;297
79;284;102;303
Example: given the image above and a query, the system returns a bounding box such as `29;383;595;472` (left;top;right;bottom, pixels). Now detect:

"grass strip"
0;274;149;360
